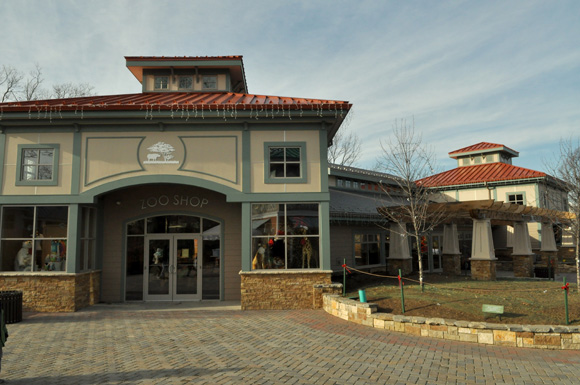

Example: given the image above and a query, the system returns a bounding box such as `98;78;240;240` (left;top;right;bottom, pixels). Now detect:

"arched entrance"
125;214;221;301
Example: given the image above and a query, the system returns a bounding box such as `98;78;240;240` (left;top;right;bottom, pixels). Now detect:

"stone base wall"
442;254;461;275
323;294;580;350
513;255;534;277
240;270;333;310
387;259;412;276
470;259;496;281
0;271;101;312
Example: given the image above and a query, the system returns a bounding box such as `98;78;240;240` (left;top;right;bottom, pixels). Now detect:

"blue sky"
1;0;579;173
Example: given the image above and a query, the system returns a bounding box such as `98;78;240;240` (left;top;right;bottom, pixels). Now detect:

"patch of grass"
341;273;580;325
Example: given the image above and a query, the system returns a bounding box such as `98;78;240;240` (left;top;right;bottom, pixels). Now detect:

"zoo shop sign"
140;195;209;210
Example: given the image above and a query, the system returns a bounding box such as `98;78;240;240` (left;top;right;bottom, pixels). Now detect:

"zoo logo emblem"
144;141;180;164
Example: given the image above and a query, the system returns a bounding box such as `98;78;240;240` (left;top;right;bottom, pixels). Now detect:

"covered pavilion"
380;199;574;280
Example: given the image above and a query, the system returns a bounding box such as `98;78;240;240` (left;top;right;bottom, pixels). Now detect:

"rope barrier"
343;264;570;293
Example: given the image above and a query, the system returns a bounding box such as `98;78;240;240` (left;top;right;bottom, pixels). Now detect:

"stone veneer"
323;294;580;350
512;255;534;277
470;259;497;280
240;270;335;310
387;259;412;276
442;254;461;275
0;271;101;312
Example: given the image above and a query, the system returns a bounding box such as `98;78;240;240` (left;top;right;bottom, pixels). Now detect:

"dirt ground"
338;271;580;325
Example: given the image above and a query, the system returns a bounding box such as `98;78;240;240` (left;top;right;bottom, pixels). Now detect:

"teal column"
241;202;252;271
66;204;81;273
0;132;6;192
320;201;331;270
242;124;251;194
319;127;329;193
71;130;82;195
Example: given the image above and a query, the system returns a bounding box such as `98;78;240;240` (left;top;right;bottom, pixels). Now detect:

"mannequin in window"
15;241;32;271
252;243;266;269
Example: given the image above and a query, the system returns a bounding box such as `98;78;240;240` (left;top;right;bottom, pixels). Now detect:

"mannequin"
15;241;32;271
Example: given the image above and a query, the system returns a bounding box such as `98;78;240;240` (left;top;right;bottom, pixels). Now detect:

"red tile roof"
0;92;351;114
418;162;546;187
449;142;518;158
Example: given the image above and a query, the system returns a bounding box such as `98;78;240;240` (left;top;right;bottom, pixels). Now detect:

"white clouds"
1;0;578;173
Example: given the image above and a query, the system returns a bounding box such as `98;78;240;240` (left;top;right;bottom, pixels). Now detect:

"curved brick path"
4;303;580;384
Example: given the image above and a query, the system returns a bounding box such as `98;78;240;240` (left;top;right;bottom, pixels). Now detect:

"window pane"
22;165;37;180
269;147;284;161
1;207;34;238
202;219;221;240
36;206;68;237
39;149;54;164
287;236;318;268
147;216;166;233
369;243;380;265
285;163;300;177
23;149;38;163
270;163;285;177
3;240;33;271
154;76;168;89
202;238;220;298
202;76;217;89
127;219;144;235
286;204;319;235
285;147;300;161
38;165;53;180
126;236;144;300
167;215;200;233
179;77;193;89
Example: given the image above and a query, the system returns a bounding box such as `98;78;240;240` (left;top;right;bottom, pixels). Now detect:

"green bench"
482;304;504;320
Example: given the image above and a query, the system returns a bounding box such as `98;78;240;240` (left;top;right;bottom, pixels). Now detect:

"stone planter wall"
0;271;101;312
323;294;580;350
240;270;336;310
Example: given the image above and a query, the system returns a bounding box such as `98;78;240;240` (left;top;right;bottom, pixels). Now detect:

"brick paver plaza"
4;302;580;384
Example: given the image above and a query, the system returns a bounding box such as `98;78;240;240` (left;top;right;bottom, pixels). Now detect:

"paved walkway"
3;302;580;384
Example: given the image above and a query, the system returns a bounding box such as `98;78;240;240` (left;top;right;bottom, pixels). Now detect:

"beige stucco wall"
250;130;321;193
81;131;243;193
2;133;74;195
100;184;241;303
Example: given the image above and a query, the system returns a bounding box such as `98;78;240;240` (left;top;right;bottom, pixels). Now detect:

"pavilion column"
387;222;413;275
512;221;535;278
540;221;558;275
441;223;461;275
470;218;497;280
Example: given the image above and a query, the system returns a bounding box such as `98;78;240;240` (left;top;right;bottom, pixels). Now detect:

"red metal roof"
418;162;546;187
449;142;518;158
0;92;351;114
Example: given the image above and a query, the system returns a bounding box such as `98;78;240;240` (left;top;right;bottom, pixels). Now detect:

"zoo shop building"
0;56;351;311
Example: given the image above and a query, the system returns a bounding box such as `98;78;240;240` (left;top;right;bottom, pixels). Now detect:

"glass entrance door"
144;235;201;300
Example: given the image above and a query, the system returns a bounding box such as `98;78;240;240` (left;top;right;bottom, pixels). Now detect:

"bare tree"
375;118;448;288
23;64;44;101
1;63;96;102
328;124;362;167
545;137;580;292
52;82;95;99
1;65;23;102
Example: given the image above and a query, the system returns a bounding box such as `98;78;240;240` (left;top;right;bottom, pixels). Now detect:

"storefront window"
354;233;380;266
1;206;68;272
251;203;320;270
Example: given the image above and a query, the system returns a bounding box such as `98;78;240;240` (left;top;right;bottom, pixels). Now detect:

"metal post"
564;276;569;325
399;268;405;314
343;258;346;297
